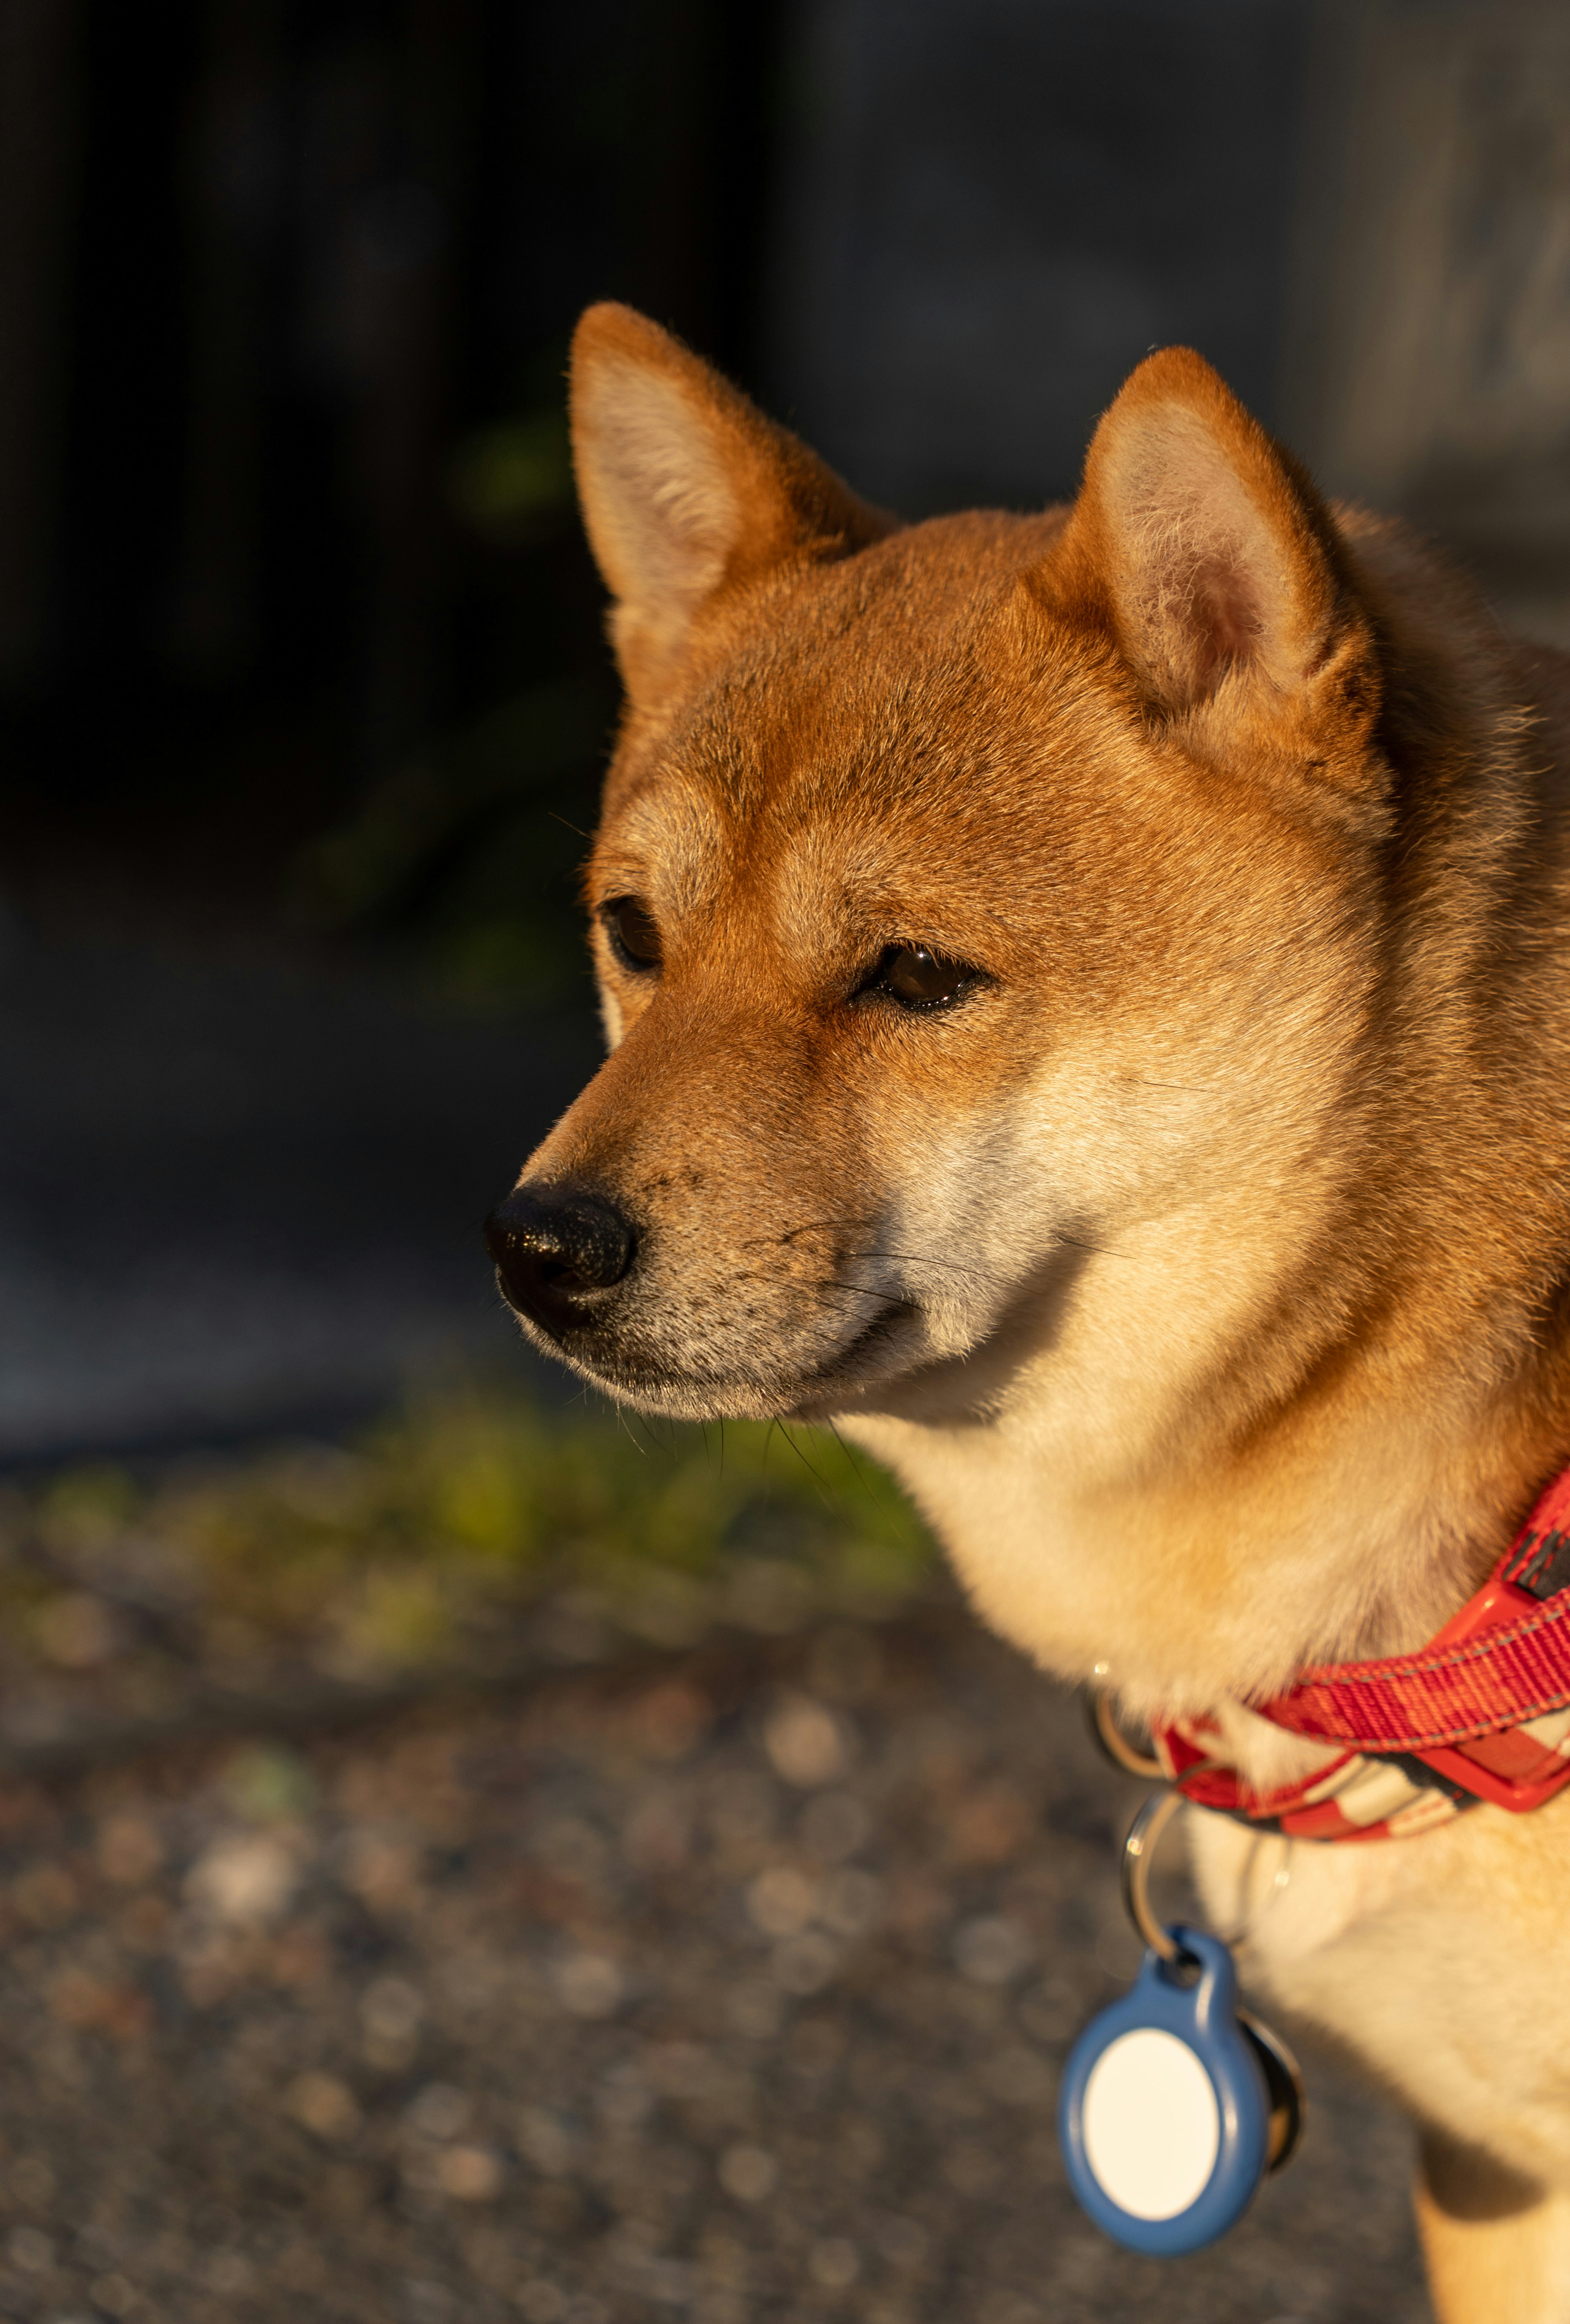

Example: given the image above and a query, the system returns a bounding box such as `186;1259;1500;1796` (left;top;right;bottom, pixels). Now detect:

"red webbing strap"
1160;1723;1357;1819
1260;1604;1570;1750
1261;1465;1570;1754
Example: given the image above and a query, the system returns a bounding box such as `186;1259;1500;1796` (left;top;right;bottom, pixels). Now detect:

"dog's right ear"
570;303;891;710
1054;346;1379;787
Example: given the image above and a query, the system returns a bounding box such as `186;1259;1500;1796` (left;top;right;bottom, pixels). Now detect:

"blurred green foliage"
9;1388;933;1692
299;382;618;1007
446;408;575;539
299;675;614;1006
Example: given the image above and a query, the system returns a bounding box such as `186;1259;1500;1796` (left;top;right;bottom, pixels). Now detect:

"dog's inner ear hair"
1065;347;1373;747
1124;434;1278;692
569;303;892;711
573;358;740;691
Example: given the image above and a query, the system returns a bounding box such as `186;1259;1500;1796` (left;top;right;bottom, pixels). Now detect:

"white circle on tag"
1081;2027;1220;2220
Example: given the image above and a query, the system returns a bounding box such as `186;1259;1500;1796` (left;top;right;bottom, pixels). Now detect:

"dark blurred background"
3;0;1569;1462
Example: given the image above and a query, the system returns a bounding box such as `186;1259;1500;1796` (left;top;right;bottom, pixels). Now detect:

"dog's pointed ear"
1059;347;1378;772
570;303;892;708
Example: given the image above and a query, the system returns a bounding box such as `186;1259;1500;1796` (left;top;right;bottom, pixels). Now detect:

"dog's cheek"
847;1047;1079;1337
875;1148;1052;1353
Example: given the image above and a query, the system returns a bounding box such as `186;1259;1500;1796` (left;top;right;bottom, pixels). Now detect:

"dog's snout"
484;1185;637;1333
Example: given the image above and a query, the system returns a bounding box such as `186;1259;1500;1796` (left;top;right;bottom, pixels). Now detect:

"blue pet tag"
1059;1925;1283;2254
1059;1714;1306;2253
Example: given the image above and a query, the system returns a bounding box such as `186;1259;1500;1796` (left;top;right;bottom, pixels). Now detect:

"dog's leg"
1416;2132;1570;2324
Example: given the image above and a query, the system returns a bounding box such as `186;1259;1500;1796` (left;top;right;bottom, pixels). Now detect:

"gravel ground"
0;1603;1431;2324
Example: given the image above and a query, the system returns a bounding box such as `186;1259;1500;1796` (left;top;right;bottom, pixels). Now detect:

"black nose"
484;1185;637;1334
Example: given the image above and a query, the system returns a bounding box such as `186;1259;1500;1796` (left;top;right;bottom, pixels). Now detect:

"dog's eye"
601;895;662;972
861;943;978;1012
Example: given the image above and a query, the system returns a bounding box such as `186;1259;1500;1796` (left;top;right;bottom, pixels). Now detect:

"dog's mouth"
792;1232;1097;1425
787;1297;923;1397
484;1181;952;1417
495;1216;1094;1425
498;1268;933;1421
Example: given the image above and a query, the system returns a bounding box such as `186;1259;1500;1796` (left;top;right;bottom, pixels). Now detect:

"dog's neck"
843;1336;1530;1747
843;1226;1569;1793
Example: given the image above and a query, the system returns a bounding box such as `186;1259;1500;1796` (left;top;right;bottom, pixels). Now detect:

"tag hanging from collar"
1058;1779;1304;2254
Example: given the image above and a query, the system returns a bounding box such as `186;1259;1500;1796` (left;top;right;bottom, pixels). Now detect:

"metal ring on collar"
1087;1688;1166;1780
1121;1773;1218;1963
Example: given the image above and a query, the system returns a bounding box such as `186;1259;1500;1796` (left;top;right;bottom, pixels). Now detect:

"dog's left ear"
570;303;892;710
1058;347;1378;779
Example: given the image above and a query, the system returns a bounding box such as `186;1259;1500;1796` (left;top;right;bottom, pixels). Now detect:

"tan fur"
511;301;1570;2315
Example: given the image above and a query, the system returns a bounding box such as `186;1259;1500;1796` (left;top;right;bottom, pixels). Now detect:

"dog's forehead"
599;512;1126;921
600;775;730;919
603;658;1009;931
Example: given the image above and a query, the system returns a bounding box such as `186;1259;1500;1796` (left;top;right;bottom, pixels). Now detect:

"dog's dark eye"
601;895;662;972
861;944;979;1012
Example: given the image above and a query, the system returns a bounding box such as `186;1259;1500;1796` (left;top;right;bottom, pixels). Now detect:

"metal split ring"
1121;1779;1201;1963
1086;1688;1166;1780
1112;1738;1306;2176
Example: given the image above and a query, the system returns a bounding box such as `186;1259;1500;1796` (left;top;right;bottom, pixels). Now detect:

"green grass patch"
5;1389;934;1691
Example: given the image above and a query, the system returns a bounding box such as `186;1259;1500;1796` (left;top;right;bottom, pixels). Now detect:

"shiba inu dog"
485;300;1570;2323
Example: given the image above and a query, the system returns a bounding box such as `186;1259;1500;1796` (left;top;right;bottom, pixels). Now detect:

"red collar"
1156;1462;1570;1842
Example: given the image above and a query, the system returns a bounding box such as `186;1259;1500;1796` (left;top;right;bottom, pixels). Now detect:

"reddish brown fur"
503;303;1570;2322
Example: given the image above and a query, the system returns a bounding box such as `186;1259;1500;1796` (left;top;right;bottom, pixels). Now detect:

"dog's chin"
508;1299;931;1423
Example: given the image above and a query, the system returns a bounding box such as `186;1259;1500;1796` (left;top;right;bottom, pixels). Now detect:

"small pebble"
552;1950;623;2019
435;2145;504;2201
771;1930;837;1994
517;2108;578;2175
8;2225;53;2273
764;1694;851;1786
746;1864;818;1937
404;2082;471;2141
953;1913;1034;1986
184;1832;298;1927
285;2072;361;2142
809;2236;861;2290
718;2143;778;2203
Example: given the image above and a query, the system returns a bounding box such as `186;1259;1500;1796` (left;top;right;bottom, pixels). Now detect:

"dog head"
487;303;1389;1429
